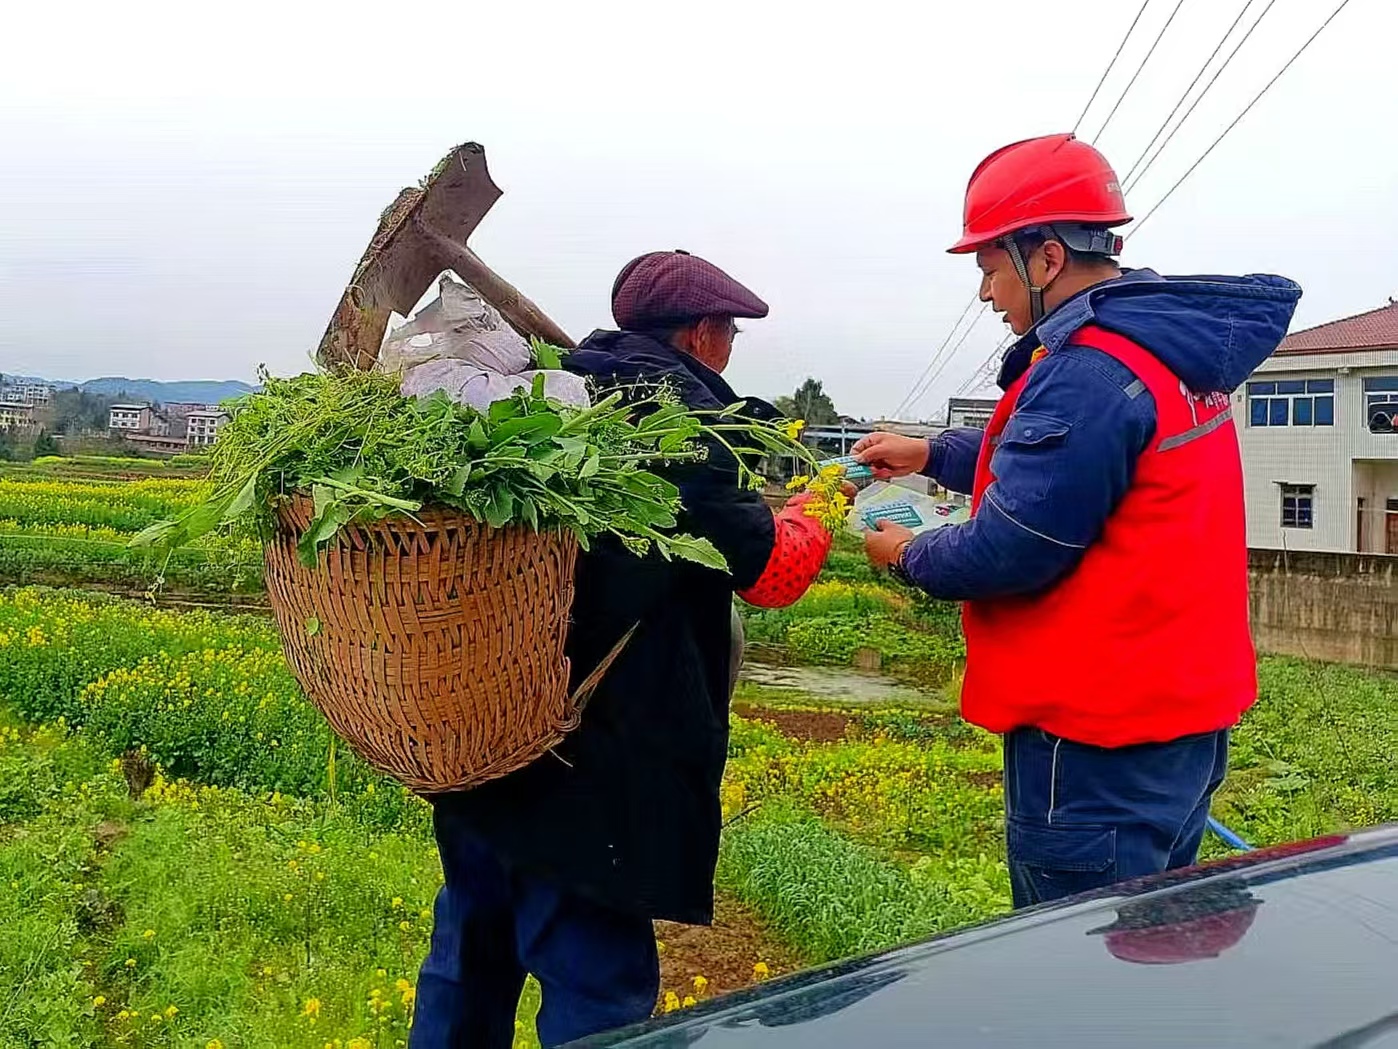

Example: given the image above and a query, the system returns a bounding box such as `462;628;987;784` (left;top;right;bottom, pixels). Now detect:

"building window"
1248;380;1334;427
1280;484;1314;529
1364;376;1398;432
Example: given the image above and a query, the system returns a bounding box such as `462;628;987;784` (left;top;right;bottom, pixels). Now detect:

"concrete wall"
1249;548;1398;668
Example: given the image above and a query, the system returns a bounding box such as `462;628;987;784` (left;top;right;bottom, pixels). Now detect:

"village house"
0;382;55;407
108;403;155;433
184;408;229;447
1234;299;1398;554
0;402;37;432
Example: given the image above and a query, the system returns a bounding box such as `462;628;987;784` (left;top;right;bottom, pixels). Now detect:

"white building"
1235;300;1398;554
1;383;54;406
946;396;999;429
184;409;228;447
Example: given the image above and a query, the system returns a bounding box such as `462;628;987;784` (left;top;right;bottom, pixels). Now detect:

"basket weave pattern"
264;497;580;793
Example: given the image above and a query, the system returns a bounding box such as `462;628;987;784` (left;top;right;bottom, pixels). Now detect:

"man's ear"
1038;240;1069;285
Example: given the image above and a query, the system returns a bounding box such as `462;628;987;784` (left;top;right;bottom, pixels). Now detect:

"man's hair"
644;315;727;346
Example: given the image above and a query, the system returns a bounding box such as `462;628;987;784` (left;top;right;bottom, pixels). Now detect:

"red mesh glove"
737;493;833;609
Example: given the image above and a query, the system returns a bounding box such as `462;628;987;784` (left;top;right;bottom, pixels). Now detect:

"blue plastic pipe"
1208;816;1253;851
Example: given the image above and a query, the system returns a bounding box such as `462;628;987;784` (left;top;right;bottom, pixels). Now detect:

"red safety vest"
961;324;1257;747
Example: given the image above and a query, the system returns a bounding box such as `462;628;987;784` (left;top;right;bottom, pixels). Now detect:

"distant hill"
1;375;257;405
76;377;257;405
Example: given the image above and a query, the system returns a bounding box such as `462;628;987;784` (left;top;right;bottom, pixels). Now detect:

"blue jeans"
409;807;660;1049
1003;727;1230;908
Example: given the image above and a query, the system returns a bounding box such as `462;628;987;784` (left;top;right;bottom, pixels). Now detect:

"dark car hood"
579;825;1398;1049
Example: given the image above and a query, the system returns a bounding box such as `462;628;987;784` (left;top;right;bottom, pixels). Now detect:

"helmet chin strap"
1002;235;1048;325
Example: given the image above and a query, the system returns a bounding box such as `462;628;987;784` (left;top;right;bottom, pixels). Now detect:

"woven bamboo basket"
263;496;580;793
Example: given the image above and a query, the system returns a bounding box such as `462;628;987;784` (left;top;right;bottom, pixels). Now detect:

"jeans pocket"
1008;816;1118;906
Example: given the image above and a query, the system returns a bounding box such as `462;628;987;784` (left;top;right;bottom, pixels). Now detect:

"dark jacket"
904;270;1301;599
436;330;778;924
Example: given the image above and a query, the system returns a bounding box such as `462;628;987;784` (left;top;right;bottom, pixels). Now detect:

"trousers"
409;809;659;1049
1002;726;1230;908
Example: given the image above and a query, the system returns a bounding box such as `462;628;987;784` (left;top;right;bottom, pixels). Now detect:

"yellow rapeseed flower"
663;992;681;1014
92;996;106;1007
753;961;771;979
303;998;322;1018
692;975;709;994
165;1005;179;1019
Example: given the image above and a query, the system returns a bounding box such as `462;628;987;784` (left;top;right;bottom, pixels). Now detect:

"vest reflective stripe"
961;324;1256;749
1158;407;1235;451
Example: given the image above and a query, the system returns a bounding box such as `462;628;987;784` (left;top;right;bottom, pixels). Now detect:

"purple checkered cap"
611;250;769;330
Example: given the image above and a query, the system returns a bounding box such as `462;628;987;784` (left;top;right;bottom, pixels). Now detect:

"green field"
1;471;1396;1046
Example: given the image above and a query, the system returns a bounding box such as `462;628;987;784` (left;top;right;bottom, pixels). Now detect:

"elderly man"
412;250;835;1049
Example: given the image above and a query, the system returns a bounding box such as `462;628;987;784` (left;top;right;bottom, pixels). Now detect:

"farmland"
1;463;1396;1047
0;467;262;599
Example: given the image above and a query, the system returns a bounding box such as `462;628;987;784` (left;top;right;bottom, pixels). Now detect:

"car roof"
582;825;1398;1049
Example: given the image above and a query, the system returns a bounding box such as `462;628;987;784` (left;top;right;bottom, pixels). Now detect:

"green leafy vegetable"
132;369;815;572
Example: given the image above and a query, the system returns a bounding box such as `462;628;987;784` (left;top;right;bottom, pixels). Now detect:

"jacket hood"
1021;269;1302;394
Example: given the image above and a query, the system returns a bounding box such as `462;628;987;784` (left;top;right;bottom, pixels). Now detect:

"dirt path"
732;703;854;743
654;895;797;1011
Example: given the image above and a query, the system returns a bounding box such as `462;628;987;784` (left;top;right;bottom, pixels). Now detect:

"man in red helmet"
855;134;1301;907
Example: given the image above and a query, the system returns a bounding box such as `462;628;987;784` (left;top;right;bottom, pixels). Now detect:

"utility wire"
892;0;1160;420
1073;0;1155;135
1091;0;1191;145
1119;0;1258;186
955;334;1016;398
891;296;984;420
911;305;993;416
1124;0;1282;194
1129;0;1356;241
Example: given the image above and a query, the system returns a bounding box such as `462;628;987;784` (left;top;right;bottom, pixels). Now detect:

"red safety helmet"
948;133;1132;254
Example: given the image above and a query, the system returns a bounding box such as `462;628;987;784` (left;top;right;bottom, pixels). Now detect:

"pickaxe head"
318;142;573;372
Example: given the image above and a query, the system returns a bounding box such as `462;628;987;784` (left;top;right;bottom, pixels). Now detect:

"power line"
894;302;990;420
1129;0;1356;241
1072;0;1155;135
889;0;1161;421
891;295;984;419
954;334;1016;398
1119;0;1258;186
1124;0;1282;194
911;305;993;415
1091;0;1191;145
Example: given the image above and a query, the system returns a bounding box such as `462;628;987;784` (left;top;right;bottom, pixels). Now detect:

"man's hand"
852;432;930;479
865;520;915;572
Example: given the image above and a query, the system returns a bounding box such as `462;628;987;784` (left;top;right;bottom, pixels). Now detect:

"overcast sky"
1;0;1392;420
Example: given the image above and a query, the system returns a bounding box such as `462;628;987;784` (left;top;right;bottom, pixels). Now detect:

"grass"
740;575;965;683
0;712;516;1048
0;526;1396;1044
1216;658;1398;847
717;803;1008;963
